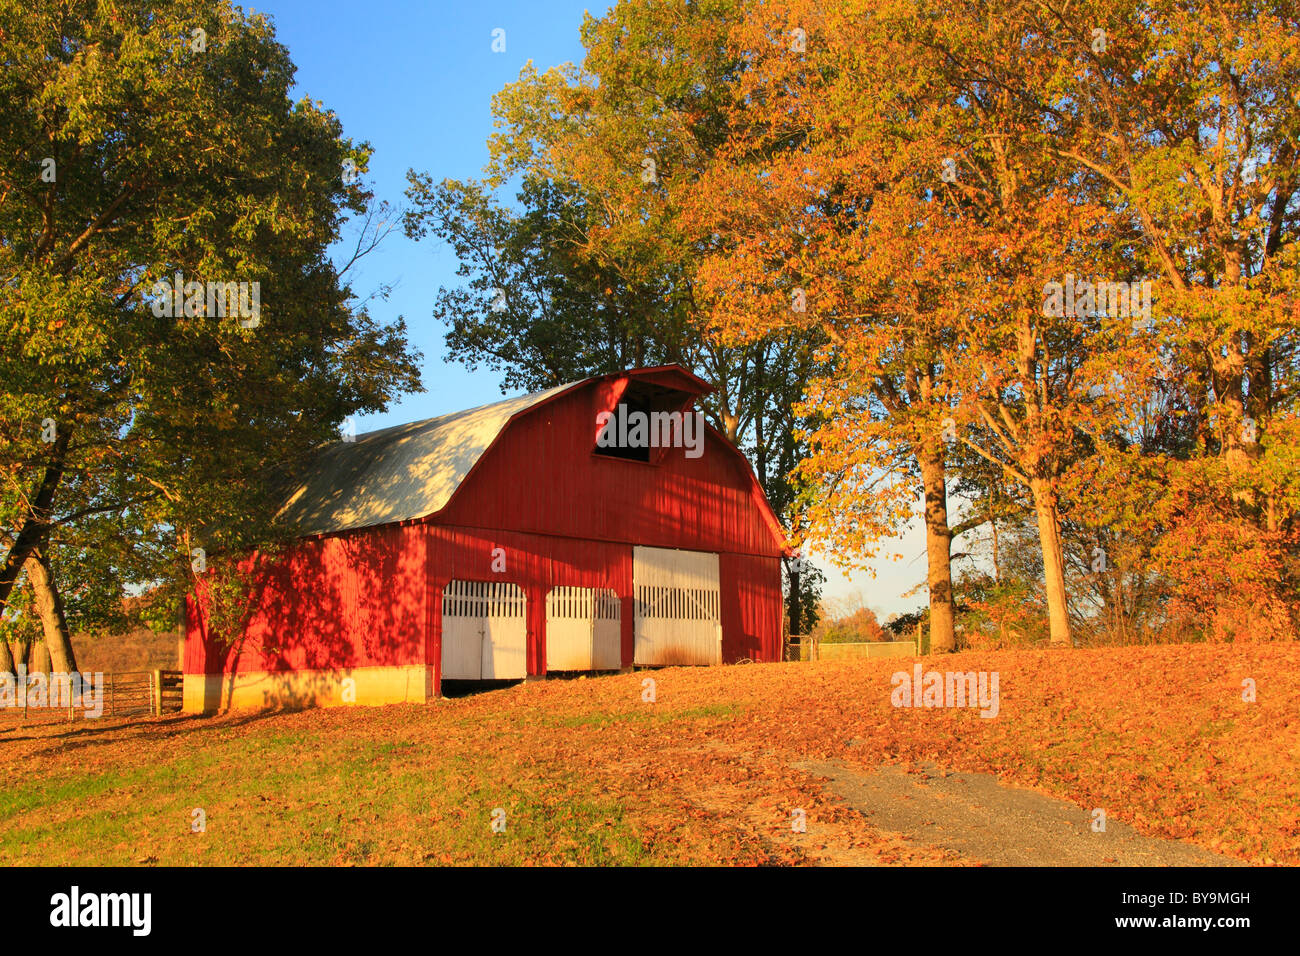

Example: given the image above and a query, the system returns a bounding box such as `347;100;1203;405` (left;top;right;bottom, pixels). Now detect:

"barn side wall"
184;522;783;710
719;551;784;664
183;522;427;712
420;524;781;696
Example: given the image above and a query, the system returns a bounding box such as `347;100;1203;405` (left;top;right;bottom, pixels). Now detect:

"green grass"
0;721;654;865
551;701;742;729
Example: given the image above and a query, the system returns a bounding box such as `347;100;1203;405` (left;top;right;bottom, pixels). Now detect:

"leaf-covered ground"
0;643;1295;865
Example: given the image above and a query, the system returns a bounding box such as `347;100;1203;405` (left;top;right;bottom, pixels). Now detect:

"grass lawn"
0;643;1295;865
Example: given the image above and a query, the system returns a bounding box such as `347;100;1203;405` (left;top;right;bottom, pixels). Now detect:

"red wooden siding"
186;523;426;675
435;385;783;559
188;521;783;694
719;551;784;663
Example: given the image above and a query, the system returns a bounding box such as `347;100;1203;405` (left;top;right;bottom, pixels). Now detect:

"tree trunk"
27;637;51;675
988;481;1001;584
917;439;956;653
0;428;72;613
25;551;78;673
1031;477;1072;647
0;638;14;675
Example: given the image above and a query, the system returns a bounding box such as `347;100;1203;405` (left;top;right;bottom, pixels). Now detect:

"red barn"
184;366;789;711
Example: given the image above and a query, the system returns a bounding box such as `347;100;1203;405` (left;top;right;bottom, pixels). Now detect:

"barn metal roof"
276;381;577;536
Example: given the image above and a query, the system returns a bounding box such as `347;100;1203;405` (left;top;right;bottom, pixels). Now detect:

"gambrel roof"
276;382;575;536
272;364;788;554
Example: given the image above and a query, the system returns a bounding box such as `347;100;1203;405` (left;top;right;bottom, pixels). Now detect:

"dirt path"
799;760;1246;867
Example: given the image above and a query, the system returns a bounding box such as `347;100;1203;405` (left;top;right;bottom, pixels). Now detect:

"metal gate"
633;546;722;666
440;580;527;680
545;587;622;671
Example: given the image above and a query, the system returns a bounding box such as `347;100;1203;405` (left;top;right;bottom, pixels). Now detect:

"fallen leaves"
0;642;1295;865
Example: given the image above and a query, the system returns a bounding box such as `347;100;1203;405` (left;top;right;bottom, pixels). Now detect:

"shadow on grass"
0;708;292;757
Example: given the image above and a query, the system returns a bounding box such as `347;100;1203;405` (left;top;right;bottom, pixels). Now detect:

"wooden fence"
0;669;182;722
787;624;926;662
791;638;920;661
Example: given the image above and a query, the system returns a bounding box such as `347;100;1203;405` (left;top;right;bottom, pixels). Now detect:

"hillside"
0;643;1294;866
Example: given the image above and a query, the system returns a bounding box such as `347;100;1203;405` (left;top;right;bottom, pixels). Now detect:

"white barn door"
441;580;527;680
592;590;623;670
633;547;722;666
546;587;622;671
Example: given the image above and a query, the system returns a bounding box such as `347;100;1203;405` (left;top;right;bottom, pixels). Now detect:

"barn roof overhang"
611;365;714;395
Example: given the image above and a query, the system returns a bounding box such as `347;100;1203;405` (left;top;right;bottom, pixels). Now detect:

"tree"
403;175;688;389
22;549;76;671
0;0;422;656
903;0;1300;643
1017;0;1300;639
678;0;982;651
408;0;826;630
892;0;1300;644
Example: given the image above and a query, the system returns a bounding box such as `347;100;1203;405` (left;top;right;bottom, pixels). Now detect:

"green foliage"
403;174;689;391
781;557;825;636
884;609;928;640
0;0;422;639
406;0;827;539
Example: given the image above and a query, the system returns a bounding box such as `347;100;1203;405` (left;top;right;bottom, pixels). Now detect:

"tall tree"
22;549;76;672
408;0;826;632
1017;0;1300;638
908;0;1300;642
0;0;422;647
403;175;690;389
682;0;975;650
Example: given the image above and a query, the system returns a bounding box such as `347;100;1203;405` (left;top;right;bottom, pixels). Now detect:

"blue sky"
256;0;931;619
